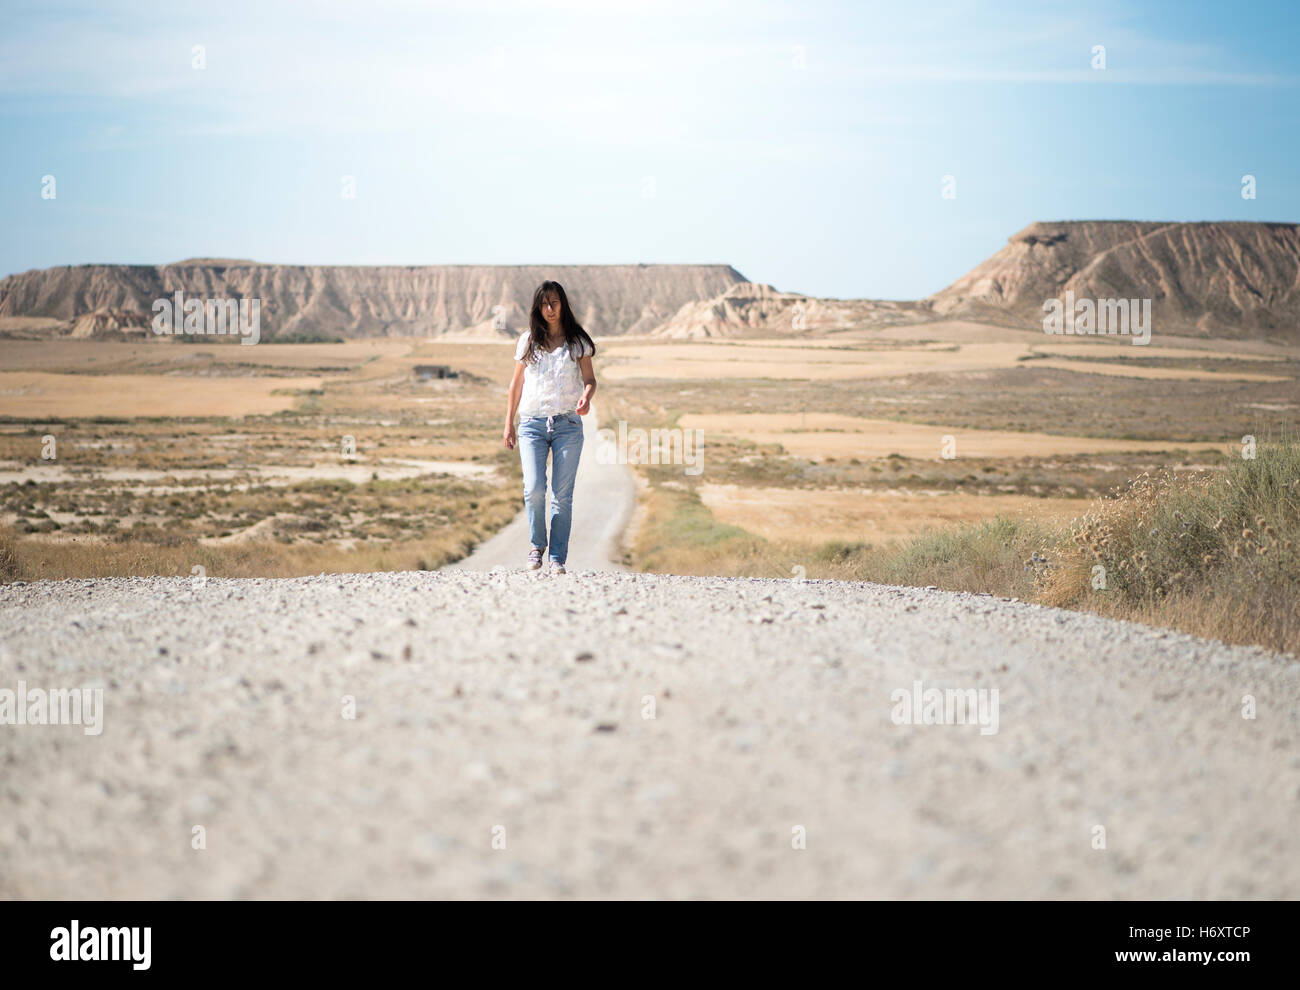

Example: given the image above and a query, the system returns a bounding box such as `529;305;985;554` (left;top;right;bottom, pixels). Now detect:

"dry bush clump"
1037;435;1300;654
0;525;23;582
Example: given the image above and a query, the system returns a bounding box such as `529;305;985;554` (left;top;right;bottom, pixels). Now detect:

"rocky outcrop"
649;282;931;338
926;221;1300;341
0;262;747;340
70;309;153;338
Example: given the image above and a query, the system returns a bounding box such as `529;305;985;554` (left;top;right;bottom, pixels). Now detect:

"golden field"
598;325;1295;383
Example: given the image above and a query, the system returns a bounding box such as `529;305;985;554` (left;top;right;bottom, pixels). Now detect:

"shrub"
1039;433;1300;653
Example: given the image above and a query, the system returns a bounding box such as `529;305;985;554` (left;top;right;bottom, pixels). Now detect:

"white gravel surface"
2;567;1297;899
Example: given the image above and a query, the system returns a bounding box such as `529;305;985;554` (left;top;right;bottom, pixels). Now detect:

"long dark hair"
521;280;596;364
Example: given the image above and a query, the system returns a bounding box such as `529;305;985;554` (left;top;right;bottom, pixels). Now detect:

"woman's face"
541;293;561;327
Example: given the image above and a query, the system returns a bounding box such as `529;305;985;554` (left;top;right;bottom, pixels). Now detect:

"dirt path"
2;569;1296;898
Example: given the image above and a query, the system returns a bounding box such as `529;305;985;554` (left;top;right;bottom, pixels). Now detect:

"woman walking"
503;281;597;574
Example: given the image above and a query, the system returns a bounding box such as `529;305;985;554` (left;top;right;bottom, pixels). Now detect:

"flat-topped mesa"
927;220;1300;341
0;263;749;340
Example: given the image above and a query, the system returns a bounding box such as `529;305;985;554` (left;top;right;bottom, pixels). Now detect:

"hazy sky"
2;0;1297;300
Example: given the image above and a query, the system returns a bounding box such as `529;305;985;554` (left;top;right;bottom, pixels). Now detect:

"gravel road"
2;566;1297;899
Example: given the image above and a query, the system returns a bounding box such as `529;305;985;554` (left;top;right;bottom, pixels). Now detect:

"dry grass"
1027;359;1288;382
1034;433;1300;654
627;486;768;576
0;479;520;580
0;372;326;417
677;413;1227;459
1034;342;1289;363
601;341;1035;382
696;483;1092;544
628;483;1049;598
0;338;417;372
598;335;1297;384
0;337;525;580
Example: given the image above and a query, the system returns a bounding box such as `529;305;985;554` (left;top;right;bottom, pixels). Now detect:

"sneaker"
527;546;544;570
550;561;566;575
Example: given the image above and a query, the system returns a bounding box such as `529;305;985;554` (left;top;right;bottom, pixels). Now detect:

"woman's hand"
575;396;590;416
503;424;516;449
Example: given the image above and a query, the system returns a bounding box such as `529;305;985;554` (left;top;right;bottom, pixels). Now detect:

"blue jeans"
517;412;584;565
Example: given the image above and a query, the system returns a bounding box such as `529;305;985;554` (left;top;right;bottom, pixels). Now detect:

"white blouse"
515;332;593;418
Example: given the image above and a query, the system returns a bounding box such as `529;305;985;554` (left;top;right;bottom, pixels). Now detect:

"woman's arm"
503;360;525;448
575;354;597;415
